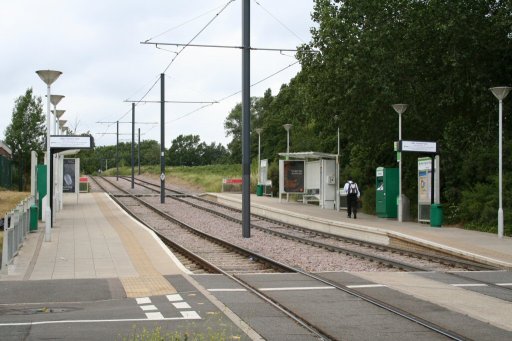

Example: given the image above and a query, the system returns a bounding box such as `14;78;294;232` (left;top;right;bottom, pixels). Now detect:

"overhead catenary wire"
139;60;299;138
122;0;236;113
252;0;307;44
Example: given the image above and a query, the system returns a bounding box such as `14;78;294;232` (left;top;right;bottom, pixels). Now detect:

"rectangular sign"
399;140;437;153
50;136;92;149
283;160;305;193
63;159;76;193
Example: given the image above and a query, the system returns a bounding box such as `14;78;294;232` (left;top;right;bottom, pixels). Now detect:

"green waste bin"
30;204;38;231
430;203;443;227
256;184;264;196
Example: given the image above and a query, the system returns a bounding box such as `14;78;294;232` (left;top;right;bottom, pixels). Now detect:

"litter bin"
256;184;264;196
30;204;38;231
430;203;443;227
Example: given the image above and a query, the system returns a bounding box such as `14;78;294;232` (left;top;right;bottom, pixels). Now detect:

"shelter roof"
278;151;338;160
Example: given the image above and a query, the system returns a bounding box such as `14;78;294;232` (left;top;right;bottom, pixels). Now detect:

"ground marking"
140;305;158;311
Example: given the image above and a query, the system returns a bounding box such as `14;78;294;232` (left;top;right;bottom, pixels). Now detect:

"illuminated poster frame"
282;160;305;193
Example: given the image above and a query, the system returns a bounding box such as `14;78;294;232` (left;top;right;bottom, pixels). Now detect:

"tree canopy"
4;88;45;189
225;0;512;232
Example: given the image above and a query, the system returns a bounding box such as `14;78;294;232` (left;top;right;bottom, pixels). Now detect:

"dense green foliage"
225;0;512;234
4;88;45;190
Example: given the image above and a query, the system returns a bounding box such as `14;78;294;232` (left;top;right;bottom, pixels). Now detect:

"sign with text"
399;140;437;153
50;135;92;149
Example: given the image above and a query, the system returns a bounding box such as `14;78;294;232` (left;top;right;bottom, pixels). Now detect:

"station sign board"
398;140;437;153
50;135;93;149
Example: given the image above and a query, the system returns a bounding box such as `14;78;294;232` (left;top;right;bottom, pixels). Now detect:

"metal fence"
1;196;34;274
0;155;12;188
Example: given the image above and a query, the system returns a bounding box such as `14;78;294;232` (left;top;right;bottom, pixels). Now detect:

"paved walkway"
213;193;512;269
0;192;188;297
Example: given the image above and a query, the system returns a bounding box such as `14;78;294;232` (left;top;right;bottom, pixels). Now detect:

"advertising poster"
63;158;76;193
283;160;304;193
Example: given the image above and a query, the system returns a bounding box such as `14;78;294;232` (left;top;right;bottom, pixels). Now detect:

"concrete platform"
0;192;188;297
209;192;512;269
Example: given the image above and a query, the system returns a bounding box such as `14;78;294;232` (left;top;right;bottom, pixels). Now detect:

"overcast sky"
0;0;315;147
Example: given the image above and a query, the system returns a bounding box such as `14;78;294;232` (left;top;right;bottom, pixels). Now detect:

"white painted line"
140;305;158;311
259;286;335;291
136;297;151;305
497;283;512;286
180;311;201;319
172;302;191;309
347;284;386;289
145;312;164;320
451;283;487;287
166;294;183;302
208;288;247;292
0;316;200;326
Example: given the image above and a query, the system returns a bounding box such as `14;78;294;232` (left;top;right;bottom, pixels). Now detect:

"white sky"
0;0;315;147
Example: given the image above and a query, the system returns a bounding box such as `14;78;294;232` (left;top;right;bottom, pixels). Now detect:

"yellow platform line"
95;193;176;297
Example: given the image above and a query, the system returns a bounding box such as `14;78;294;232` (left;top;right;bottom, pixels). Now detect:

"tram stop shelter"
278;152;340;210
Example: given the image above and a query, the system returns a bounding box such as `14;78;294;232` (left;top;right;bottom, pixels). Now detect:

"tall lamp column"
36;70;62;242
392;104;408;222
490;86;511;238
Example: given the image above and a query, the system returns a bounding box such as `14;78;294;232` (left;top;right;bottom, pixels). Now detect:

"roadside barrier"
1;196;34;274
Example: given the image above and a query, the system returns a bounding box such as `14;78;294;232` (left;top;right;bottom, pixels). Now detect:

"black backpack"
348;183;357;195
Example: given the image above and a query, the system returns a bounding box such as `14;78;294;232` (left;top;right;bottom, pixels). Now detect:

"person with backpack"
343;177;360;219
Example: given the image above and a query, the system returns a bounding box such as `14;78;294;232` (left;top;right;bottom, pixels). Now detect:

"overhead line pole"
242;0;250;238
131;103;135;189
116;121;119;181
160;73;166;204
138;128;141;175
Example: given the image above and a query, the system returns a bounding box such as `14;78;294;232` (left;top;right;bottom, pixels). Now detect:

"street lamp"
392;103;408;222
59;120;67;134
50;95;64;134
255;128;263;184
283;124;292;156
36;70;62;242
52;109;66;134
490;86;511;238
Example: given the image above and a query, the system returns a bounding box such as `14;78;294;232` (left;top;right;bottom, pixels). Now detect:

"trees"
4;88;45;190
222;0;512;232
168;134;229;166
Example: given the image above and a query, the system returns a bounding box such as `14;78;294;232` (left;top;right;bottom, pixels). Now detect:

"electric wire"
252;0;307;44
169;60;299;123
122;0;236;119
144;4;227;42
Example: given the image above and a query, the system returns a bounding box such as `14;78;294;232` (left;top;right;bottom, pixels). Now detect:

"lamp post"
255;128;263;184
490;87;511;238
36;69;62;242
49;95;64;134
283;124;292;156
392;104;408;222
58;120;67;134
52;109;66;134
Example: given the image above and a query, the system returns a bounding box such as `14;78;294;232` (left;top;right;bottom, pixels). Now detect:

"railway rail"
90;175;475;340
118;175;496;272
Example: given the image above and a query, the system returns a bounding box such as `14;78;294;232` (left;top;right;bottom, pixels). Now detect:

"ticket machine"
376;167;398;218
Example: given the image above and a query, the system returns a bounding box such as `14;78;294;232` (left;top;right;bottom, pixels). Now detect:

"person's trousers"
347;194;358;218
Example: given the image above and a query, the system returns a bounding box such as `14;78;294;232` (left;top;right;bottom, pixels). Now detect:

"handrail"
1;195;34;274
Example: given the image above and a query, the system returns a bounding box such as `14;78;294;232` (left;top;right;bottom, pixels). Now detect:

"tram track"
91;175;477;340
119;175;496;272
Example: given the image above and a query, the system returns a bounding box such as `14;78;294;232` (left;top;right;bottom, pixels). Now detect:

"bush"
458;177;512;236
